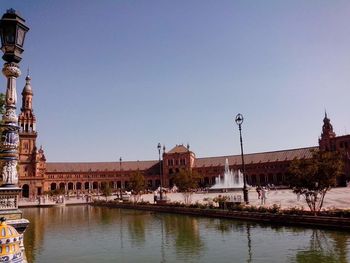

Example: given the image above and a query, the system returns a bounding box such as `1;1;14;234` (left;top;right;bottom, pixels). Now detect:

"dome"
0;218;23;263
22;75;33;95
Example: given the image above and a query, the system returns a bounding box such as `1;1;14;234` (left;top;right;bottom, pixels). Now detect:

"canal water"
22;205;350;263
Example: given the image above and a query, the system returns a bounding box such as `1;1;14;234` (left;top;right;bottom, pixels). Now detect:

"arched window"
50;183;57;191
22;184;29;198
68;182;74;190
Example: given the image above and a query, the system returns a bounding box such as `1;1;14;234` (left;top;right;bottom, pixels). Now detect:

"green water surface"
22;206;350;263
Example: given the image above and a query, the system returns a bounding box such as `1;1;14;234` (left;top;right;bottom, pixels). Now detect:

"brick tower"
319;111;336;151
18;74;46;198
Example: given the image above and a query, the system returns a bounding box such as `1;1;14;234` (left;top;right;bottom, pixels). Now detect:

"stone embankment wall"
92;202;350;231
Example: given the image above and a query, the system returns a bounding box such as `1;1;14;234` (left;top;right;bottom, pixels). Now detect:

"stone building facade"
17;77;350;198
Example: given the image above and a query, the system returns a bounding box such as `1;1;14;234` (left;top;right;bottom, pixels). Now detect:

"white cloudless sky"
1;0;350;162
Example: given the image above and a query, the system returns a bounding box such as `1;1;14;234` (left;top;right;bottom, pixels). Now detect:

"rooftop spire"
321;111;335;139
22;71;32;95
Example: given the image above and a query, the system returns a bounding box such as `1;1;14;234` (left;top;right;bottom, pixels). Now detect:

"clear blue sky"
1;1;349;162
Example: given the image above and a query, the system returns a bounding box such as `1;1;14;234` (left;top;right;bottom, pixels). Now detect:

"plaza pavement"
138;187;350;210
19;187;350;210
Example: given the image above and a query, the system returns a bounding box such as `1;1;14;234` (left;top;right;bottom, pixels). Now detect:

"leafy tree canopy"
287;150;344;213
130;170;146;195
101;182;112;200
173;169;200;192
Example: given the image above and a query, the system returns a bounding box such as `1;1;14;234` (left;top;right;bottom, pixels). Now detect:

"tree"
101;182;112;201
129;170;146;202
173;169;200;204
287;150;344;214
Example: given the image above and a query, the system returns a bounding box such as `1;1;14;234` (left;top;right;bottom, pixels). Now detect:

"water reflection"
164;214;204;258
127;211;147;245
21;206;350;263
294;229;349;263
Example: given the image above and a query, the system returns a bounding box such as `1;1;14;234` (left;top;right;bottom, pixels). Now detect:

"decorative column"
0;62;21;186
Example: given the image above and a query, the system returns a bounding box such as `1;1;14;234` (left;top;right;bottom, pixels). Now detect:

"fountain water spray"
211;159;244;190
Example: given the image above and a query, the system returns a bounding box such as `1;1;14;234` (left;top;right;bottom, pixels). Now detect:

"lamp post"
119;157;122;199
0;9;30;258
157;143;163;201
235;113;249;204
0;9;29;187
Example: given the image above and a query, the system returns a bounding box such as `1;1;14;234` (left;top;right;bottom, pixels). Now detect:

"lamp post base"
243;188;249;204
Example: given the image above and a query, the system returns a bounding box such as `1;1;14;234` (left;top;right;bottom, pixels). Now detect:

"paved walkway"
138;187;350;209
18;187;350;210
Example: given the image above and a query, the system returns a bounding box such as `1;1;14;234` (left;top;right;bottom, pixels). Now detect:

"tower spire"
319;111;336;151
18;74;36;133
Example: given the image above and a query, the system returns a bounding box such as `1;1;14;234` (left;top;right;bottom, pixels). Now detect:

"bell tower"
319;111;336;151
18;74;45;197
18;74;37;168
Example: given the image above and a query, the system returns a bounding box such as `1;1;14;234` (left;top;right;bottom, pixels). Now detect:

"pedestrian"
256;186;261;199
153;191;157;204
261;187;268;205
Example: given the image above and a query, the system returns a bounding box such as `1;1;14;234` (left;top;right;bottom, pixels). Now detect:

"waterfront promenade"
19;187;350;210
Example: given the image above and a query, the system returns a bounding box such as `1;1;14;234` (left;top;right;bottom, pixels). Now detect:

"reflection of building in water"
22;209;46;263
162;215;202;256
17;76;350;197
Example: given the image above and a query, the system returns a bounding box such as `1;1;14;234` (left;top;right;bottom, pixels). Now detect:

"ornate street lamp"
0;9;29;187
157;143;163;201
0;9;29;63
235;113;249;204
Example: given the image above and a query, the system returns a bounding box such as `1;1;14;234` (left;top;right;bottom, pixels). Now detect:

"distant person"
256;186;261;199
261;187;268;205
153;192;157;204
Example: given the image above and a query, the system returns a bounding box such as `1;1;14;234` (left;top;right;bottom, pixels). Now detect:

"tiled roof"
46;160;158;173
194;146;317;167
167;145;189;154
46;146;318;173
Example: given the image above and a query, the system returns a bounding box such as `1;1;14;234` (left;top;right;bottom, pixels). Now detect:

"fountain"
209;159;244;192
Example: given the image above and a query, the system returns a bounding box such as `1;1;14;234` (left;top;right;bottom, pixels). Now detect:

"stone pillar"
0;62;21;186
